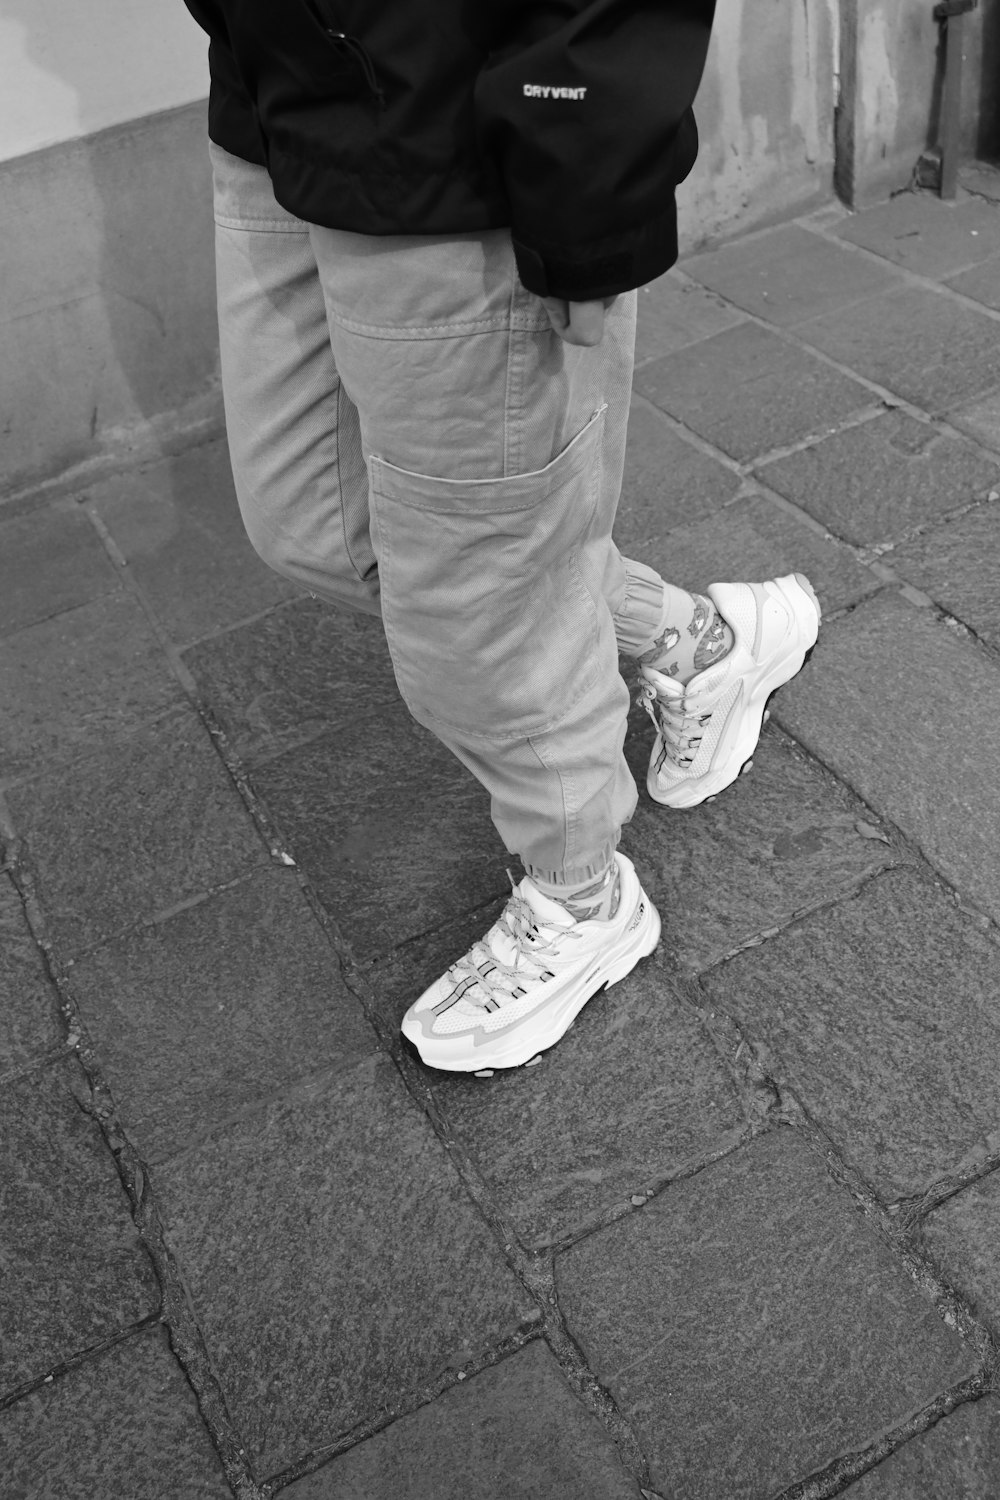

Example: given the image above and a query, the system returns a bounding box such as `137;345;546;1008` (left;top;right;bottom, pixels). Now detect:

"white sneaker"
639;573;821;809
400;853;660;1072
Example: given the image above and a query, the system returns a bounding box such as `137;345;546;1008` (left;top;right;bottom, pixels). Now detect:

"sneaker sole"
404;895;662;1073
647;573;821;809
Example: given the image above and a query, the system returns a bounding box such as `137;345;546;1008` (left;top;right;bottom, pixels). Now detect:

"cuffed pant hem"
522;842;620;888
613;559;667;656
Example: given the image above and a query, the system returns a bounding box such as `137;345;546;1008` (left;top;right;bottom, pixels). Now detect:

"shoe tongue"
483;877;573;970
685;660;730;696
643;665;684;697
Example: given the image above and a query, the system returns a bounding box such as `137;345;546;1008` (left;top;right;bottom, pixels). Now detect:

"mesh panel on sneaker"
430;1002;485;1035
430;983;550;1033
687;679;742;769
713;584;757;643
648;677;741;781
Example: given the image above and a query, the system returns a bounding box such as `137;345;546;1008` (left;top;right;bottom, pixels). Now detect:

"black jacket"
182;0;717;301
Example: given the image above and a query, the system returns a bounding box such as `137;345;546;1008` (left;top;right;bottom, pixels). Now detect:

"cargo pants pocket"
368;404;609;741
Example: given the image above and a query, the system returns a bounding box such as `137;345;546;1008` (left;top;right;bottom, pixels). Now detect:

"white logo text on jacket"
523;84;588;99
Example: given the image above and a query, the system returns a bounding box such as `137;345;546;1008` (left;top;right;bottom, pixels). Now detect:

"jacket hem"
511;197;679;302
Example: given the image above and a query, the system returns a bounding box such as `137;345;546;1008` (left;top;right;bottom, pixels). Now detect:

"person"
181;0;820;1074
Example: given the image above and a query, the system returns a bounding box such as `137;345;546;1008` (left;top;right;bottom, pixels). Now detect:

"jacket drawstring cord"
330;32;387;111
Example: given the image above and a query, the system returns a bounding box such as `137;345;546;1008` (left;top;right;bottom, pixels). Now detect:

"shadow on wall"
2;1;218;493
979;0;1000;159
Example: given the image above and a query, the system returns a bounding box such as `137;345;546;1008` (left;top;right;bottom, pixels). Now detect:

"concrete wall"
0;0;208;160
0;3;219;496
0;104;219;496
836;0;994;207
1;0;994;495
679;0;839;248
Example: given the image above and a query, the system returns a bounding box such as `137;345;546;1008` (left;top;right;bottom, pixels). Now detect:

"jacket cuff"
512;194;679;302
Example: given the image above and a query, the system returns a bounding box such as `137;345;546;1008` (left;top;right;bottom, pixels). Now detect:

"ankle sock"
638;587;734;683
532;862;621;923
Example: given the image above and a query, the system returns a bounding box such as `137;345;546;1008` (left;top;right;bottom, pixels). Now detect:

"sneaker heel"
791;572;821;621
604;902;661;988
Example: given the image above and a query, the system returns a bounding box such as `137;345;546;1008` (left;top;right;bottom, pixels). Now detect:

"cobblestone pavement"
2;178;1000;1499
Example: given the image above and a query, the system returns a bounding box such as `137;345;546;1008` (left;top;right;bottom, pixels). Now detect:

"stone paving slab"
634;268;746;365
701;868;1000;1199
833;194;1000;279
4;705;268;959
0;590;185;782
0;1325;232;1500
947;255;1000;313
632;320;874;462
153;1054;535;1477
756;409;1000;547
250;716;508;963
0;499;118;637
375;934;741;1249
66;867;376;1165
887;499;1000;652
557;1129;977;1500
0;1059;159;1393
625;488;881;614
616;399;741;544
774;589;1000;924
0;870;62;1069
959;164;1000;202
284;1340;642;1500
950;389;1000;451
621;716;898;974
841;1396;1000;1500
922;1169;1000;1332
85;437;298;646
795;286;1000;416
182;598;399;768
682;223;902;326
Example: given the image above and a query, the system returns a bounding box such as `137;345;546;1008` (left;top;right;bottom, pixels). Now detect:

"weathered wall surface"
0;106;219;496
836;0;993;207
0;2;218;494
678;0;839;249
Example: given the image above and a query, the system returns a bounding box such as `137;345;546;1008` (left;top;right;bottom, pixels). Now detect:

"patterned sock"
532;863;621;923
637;588;734;683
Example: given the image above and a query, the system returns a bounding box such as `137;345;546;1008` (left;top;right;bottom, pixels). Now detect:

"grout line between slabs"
526;1126;755;1259
257;1331;548;1498
758;718;1000;936
307;903;666;1493
795;206;1000;325
0;1315;165;1414
684;1004;1000;1499
0;835;265;1500
0;400;226;517
153;588;312;656
892;1153;1000;1235
702;938;1000;1352
673;268;1000;427
78;505;298;872
665;264;1000;468
772;1375;993;1500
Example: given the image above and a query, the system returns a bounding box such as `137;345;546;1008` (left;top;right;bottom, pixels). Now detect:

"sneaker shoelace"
435;889;581;1018
638;678;713;772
